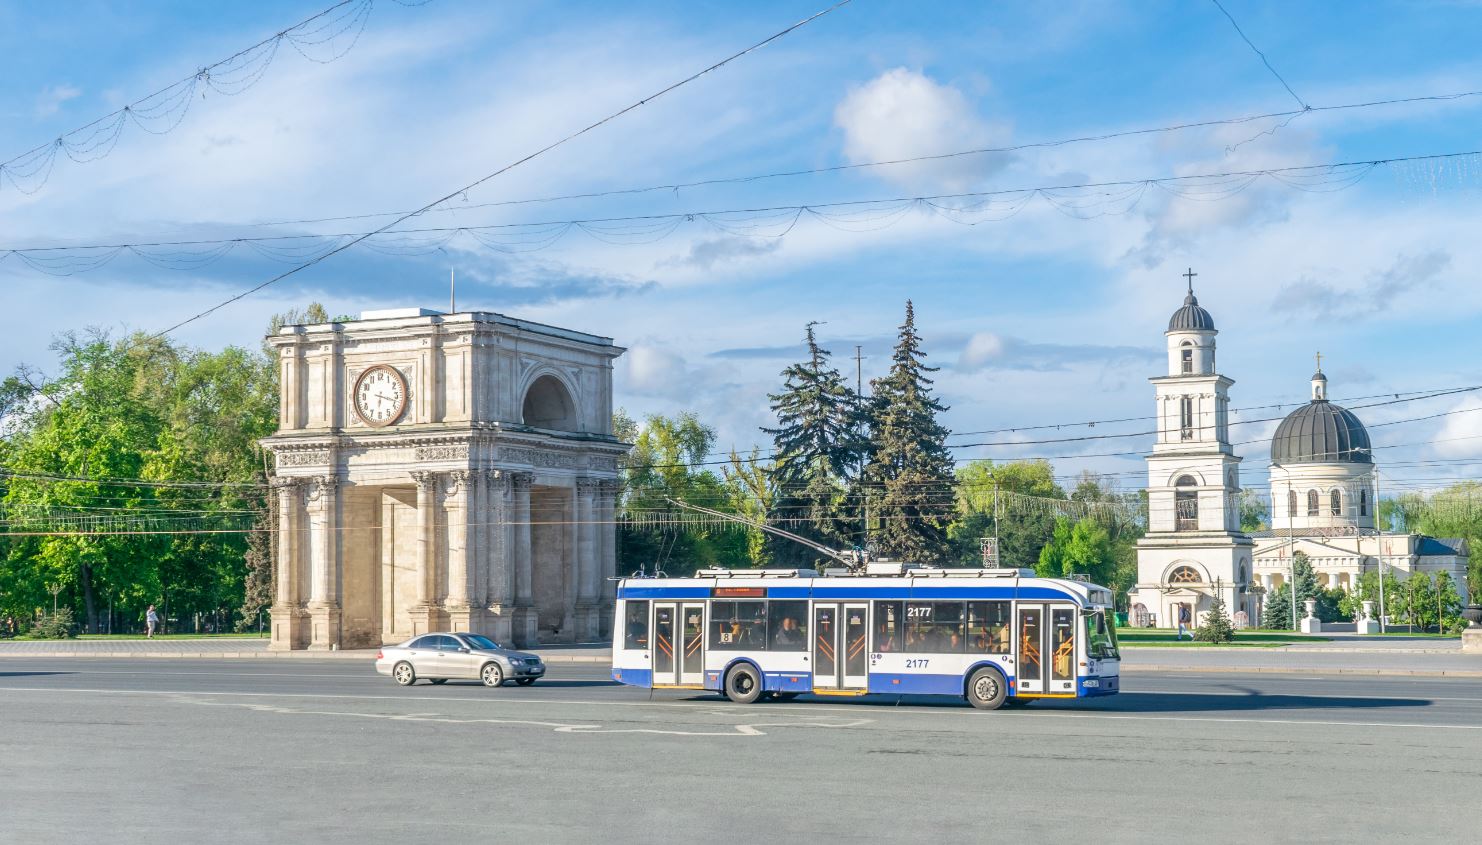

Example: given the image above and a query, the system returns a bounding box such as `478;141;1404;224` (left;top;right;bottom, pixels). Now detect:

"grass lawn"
1116;629;1329;648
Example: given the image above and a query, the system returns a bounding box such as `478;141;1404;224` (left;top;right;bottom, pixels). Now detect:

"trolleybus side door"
813;602;868;691
653;603;677;685
1048;604;1077;695
679;602;705;686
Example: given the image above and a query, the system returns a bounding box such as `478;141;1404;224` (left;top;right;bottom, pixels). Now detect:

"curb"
0;650;614;664
1124;664;1482;678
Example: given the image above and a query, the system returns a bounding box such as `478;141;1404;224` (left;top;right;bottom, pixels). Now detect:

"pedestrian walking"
146;605;159;639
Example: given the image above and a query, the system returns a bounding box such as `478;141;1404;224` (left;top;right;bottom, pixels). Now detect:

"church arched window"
1306;489;1319;517
1287;490;1298;518
1175;475;1198;530
1330;489;1342;516
1360;489;1368;517
1168;566;1201;584
1180;342;1193;375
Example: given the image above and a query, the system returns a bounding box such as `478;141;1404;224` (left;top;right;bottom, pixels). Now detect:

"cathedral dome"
1168;292;1215;332
1270;398;1372;464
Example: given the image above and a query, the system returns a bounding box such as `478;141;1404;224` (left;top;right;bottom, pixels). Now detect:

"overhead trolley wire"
0;0;419;196
8;147;1481;276
145;1;854;337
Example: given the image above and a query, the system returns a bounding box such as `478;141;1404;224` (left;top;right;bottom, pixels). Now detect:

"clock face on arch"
353;365;407;427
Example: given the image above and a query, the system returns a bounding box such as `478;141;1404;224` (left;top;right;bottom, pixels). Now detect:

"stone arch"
521;372;580;431
1174;474;1199;530
1167;469;1207;488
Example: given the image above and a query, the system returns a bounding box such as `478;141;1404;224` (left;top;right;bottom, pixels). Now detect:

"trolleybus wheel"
725;664;764;704
392;661;416;686
966;668;1007;711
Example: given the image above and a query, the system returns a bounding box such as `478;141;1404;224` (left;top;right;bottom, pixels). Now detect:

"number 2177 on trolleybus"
610;564;1120;710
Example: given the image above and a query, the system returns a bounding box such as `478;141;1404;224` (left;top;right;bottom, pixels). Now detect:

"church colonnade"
269;469;619;650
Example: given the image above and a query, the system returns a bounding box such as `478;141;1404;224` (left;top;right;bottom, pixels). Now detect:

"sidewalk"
0;639;612;664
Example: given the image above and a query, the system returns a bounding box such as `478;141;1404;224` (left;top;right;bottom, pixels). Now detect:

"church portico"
263;309;627;651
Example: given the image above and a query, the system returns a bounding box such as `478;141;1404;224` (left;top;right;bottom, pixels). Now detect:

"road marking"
173;696;874;736
2;686;1479;731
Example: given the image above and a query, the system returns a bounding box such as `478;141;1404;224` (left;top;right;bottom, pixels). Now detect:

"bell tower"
1129;271;1255;627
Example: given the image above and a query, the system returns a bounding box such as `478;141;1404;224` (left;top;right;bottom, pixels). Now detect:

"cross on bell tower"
1183;267;1197;294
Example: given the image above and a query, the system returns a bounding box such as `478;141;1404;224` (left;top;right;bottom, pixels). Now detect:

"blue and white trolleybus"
610;562;1120;710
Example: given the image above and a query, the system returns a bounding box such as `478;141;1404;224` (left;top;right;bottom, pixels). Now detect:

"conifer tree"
1195;579;1235;642
862;301;955;562
763;323;863;563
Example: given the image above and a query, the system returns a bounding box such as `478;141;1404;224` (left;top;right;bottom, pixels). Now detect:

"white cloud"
34;84;81;118
958;331;1005;369
1432;398;1482;458
833;68;1010;191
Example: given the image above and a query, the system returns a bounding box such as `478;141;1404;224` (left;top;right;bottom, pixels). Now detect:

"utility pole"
854;344;868;546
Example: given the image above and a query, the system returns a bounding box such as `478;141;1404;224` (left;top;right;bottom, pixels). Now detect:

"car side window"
435;636;460;650
410;636;439;650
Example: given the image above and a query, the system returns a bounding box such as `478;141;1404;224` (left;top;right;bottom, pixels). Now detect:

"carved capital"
575;477;600;496
510;471;534;492
443;470;469;497
269;476;302;490
411;470;438;492
305;475;337;504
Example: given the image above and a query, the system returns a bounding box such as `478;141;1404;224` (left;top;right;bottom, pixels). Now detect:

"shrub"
26;609;78;639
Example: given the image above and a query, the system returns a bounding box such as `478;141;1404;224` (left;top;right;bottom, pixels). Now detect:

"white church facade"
1127;281;1468;628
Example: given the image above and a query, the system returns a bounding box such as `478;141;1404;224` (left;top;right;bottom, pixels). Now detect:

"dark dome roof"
1270;400;1372;464
1168;292;1215;332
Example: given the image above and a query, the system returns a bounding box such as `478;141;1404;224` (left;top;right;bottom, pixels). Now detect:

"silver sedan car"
375;632;545;687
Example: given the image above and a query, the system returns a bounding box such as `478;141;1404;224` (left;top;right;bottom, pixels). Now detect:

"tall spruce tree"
763;323;863;563
863;301;955;562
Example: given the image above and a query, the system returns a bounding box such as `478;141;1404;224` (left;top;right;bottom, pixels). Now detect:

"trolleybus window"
905;601;966;653
767;600;808;651
709;600;767;650
873;601;902;652
624;600;649;650
966;601;1010;654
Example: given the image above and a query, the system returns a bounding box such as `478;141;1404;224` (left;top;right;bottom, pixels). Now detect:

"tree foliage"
862;301;955;563
1194;580;1235;643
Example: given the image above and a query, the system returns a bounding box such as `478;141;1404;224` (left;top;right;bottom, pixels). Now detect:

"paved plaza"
3;656;1480;843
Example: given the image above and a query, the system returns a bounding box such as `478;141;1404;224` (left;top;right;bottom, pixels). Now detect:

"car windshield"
463;634;502;651
1086;610;1120;660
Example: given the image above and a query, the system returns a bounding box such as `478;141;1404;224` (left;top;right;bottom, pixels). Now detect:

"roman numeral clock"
353;365;407;427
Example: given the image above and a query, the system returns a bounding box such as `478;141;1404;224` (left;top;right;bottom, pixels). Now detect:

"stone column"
598;478;619;639
483;470;515;643
574;478;599;641
269;477;309;650
510;472;538;646
305;475;341;650
442;471;473;633
410;470;440;636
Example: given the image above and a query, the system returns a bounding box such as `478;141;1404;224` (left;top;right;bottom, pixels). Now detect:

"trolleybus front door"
652;602;705;687
1016;604;1045;694
1016;603;1078;696
813;602;869;691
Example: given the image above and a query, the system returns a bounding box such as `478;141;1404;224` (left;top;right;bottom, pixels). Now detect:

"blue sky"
4;0;1482;498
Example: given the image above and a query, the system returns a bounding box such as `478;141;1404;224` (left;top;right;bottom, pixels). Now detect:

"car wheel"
392;661;416;686
724;664;763;704
516;678;536;686
966;667;1007;711
430;678;448;685
481;663;505;687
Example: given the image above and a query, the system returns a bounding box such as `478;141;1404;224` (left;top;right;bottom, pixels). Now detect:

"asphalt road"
4;660;1479;844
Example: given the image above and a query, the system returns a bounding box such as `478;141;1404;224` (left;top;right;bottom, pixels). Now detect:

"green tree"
1238;488;1269;532
1195;579;1235;643
721;448;775;568
948;459;1065;569
1433;570;1466;633
618;412;748;574
862;301;955;563
763;323;863;563
1035;517;1116;586
1261;552;1326;629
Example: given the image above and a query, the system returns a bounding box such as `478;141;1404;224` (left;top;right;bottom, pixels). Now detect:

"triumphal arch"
262;308;627;650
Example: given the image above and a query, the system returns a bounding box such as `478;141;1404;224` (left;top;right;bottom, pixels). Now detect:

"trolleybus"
610;562;1120;710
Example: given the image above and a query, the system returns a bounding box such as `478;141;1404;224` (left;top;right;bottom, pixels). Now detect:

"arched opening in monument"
522;375;579;431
